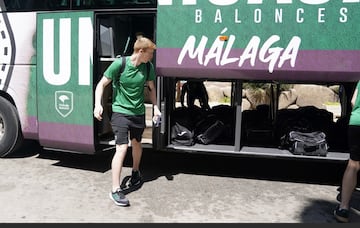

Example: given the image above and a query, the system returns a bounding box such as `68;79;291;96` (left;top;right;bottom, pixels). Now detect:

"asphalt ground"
0;140;360;223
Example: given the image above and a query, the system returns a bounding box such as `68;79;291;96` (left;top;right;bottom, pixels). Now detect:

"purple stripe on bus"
156;49;360;82
34;121;95;153
23;116;96;153
22;116;38;139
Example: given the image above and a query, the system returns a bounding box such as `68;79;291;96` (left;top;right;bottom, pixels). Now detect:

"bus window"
1;0;155;12
72;0;156;9
99;24;115;58
170;79;236;147
176;80;232;109
97;14;154;59
2;0;70;11
240;82;347;150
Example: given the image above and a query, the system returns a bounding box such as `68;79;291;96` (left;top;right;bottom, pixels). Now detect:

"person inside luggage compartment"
93;35;161;207
180;80;210;110
334;80;360;223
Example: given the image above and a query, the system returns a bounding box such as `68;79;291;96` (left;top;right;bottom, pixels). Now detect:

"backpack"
280;131;328;157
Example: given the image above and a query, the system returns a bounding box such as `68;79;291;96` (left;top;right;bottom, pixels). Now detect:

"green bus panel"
36;11;95;153
156;0;360;81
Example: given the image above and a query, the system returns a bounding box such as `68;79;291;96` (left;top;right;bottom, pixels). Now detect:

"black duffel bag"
281;131;328;157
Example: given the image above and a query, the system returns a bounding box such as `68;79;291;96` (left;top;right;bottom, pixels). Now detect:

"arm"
351;88;358;109
180;82;187;107
201;83;209;100
93;76;112;121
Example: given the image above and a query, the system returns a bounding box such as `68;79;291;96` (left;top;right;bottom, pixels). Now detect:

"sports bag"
281;131;328;156
196;120;225;145
171;122;195;146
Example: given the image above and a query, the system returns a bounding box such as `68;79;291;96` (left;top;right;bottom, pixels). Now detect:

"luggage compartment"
157;78;351;162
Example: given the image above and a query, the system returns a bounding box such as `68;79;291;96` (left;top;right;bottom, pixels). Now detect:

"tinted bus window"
1;0;156;12
72;0;156;9
2;0;70;12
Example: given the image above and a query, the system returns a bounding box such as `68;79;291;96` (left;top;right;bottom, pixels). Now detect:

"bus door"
36;11;96;154
94;11;156;147
152;76;171;151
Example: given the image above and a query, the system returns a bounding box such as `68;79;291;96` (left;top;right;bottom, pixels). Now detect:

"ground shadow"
300;199;360;223
335;188;360;212
5;139;41;158
138;149;349;188
8;141;357;189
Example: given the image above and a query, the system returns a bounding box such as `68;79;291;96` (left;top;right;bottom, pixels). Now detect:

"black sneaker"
109;188;130;207
129;170;142;187
334;205;349;223
336;193;341;202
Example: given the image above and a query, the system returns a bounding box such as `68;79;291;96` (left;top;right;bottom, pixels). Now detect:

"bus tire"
0;96;23;158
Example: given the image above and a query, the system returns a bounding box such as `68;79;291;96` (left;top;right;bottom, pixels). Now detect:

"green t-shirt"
349;81;360;126
104;57;155;115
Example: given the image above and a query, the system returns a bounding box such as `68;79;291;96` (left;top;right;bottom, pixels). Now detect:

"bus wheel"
0;96;23;158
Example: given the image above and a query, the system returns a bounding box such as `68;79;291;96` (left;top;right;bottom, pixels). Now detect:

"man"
180;80;210;110
93;36;161;206
334;81;360;222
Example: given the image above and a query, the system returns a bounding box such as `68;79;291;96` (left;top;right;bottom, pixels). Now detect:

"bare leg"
340;159;360;209
131;138;143;171
111;144;128;192
176;82;181;102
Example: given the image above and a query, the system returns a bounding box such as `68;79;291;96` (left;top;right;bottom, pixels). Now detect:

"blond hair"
133;37;156;52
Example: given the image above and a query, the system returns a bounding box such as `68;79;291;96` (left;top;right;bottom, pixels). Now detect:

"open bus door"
36;10;157;154
36;11;96;154
152;76;172;151
94;10;157;150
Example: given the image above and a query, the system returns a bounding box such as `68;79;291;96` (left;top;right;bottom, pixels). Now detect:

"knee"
131;138;142;147
347;159;360;171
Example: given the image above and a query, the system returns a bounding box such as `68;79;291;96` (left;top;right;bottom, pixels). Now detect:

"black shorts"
111;112;145;145
348;125;360;161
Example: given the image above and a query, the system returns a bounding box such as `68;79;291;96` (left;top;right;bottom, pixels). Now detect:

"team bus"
0;0;359;162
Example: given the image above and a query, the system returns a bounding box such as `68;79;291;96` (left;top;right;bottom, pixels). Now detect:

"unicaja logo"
55;91;73;118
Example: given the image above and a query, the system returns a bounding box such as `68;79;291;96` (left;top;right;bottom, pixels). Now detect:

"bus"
0;0;359;163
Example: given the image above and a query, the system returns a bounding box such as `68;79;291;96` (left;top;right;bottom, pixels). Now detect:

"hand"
152;114;161;127
93;105;103;121
153;105;161;117
152;105;161;126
